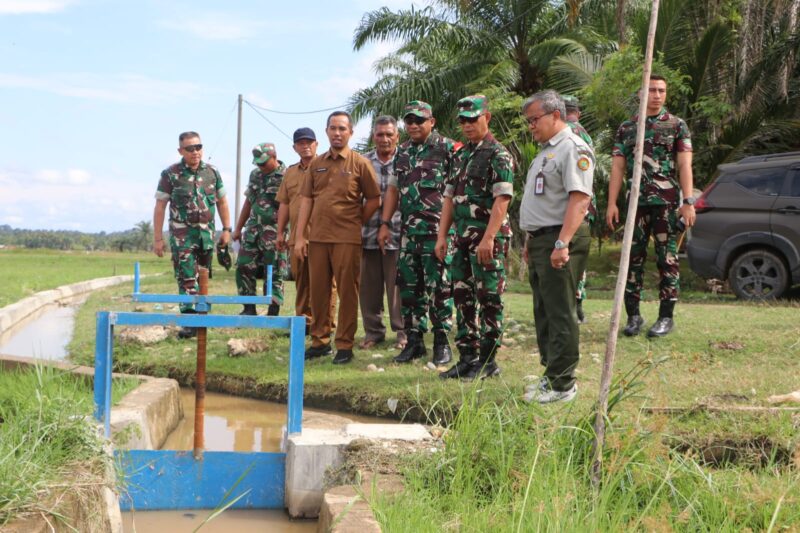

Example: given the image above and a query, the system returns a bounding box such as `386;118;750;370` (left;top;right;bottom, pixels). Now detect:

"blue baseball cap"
293;127;316;143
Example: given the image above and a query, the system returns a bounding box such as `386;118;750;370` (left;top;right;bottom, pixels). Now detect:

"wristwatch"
379;219;392;227
554;239;568;250
222;227;232;232
682;197;696;206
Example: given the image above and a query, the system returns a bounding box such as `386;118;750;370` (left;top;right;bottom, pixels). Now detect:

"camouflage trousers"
451;235;508;355
396;235;453;334
235;226;286;305
170;227;213;313
626;204;680;303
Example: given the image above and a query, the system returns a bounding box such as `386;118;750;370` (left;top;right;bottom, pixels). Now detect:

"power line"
245;101;293;141
205;97;238;162
245;100;346;115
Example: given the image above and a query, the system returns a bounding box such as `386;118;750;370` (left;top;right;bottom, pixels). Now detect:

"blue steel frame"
92;264;306;510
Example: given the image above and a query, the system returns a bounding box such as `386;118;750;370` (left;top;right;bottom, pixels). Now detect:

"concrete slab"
113;378;183;450
317;486;381;533
345;423;432;441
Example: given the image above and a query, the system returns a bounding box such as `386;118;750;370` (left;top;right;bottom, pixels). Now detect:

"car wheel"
728;249;788;301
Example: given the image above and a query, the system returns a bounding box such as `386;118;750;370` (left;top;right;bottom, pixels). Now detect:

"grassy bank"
0;366;136;526
0;248;170;307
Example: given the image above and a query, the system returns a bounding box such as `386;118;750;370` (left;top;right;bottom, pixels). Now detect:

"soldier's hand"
434;237;447;262
377;226;390;255
606;205;619;230
477;237;495;265
219;231;230;246
276;233;286;252
153;239;166;257
231;228;242;242
678;204;696;228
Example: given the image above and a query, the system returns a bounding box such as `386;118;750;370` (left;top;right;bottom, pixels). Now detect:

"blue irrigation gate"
93;264;305;510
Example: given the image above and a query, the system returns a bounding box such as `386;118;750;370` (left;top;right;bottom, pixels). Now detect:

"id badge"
534;173;545;195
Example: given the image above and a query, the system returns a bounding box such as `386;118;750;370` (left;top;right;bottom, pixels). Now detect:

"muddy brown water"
0;298;84;360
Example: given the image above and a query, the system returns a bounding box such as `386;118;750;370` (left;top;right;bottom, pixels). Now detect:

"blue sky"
0;0;413;232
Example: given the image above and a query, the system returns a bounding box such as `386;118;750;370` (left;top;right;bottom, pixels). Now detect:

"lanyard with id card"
534;158;546;195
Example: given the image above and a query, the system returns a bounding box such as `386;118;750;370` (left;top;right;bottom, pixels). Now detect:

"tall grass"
0;365;111;526
371;360;800;531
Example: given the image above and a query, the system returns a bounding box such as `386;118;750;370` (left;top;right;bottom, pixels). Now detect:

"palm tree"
134;220;152;251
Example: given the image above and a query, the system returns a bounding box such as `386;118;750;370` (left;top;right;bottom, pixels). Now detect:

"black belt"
528;225;562;238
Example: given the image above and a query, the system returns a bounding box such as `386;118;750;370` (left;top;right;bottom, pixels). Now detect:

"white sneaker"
524;383;577;404
523;377;549;394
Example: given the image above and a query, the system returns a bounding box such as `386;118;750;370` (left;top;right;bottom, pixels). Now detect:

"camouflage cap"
252;143;277;165
563;95;580;110
457;95;488;118
403;100;433;119
216;242;232;271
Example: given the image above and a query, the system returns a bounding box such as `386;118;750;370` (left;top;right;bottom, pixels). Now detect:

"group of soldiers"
154;75;695;404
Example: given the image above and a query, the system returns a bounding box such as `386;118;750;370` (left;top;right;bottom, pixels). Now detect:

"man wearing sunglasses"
232;143;286;316
154;131;232;339
435;95;514;381
378;100;457;367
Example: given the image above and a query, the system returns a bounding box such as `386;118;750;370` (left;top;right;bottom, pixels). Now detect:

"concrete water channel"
0;288;402;532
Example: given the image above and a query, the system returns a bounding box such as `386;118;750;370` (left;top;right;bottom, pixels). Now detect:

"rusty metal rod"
193;267;209;460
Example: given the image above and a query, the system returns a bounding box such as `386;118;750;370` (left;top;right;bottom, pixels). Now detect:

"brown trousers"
308;242;361;350
291;250;336;330
359;248;404;343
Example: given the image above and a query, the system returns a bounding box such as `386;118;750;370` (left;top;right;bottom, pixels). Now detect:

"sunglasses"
182;144;203;153
403;115;428;125
457;116;480;124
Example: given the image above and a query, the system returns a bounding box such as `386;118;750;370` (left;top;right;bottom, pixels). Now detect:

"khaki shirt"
277;161;309;246
300;146;380;245
519;126;594;232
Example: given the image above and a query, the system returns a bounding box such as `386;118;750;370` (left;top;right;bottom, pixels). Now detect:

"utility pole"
235;94;243;224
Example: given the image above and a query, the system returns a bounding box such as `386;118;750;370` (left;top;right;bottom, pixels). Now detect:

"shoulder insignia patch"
577;157;591;171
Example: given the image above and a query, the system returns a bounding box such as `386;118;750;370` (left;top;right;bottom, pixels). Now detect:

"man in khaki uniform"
276;128;336;334
294;112;381;364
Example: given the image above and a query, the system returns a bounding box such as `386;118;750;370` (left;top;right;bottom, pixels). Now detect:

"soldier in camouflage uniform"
232;143;287;316
564;95;596;324
378;101;457;366
153;131;231;339
606;75;696;338
435;95;514;381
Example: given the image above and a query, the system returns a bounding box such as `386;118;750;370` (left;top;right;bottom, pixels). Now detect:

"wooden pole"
591;0;662;487
193;267;209;460
234;94;243;224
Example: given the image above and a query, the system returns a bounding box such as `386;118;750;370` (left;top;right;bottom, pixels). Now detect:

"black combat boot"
267;303;280;316
240;304;257;316
622;296;645;337
461;343;501;381
647;300;675;337
177;308;197;339
439;348;479;380
393;331;427;363
431;330;453;366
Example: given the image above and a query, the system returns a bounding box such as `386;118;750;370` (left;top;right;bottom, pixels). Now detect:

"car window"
786;170;800;197
733;167;786;196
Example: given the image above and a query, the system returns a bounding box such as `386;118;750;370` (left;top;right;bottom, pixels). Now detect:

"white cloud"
0;0;75;14
157;12;265;41
33;168;91;185
0;72;204;105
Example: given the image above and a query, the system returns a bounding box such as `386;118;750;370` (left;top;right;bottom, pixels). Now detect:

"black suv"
687;152;800;300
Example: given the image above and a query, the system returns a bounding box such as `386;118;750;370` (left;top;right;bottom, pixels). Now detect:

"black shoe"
267;303;280;316
177;327;197;339
439;350;479;380
432;331;452;366
240;304;257;316
305;344;332;360
576;300;586;324
623;315;645;336
393;332;427;363
647;317;674;338
461;360;501;381
332;349;353;365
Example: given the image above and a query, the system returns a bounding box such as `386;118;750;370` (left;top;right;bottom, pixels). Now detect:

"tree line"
348;0;800;243
0;221;157;252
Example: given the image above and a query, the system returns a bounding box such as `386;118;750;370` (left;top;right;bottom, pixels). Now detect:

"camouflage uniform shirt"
244;162;286;236
612;108;692;207
156;160;226;233
445;132;514;241
362;150;401;250
390;130;458;239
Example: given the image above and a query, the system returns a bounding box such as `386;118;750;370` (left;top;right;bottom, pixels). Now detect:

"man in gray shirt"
519;90;594;404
